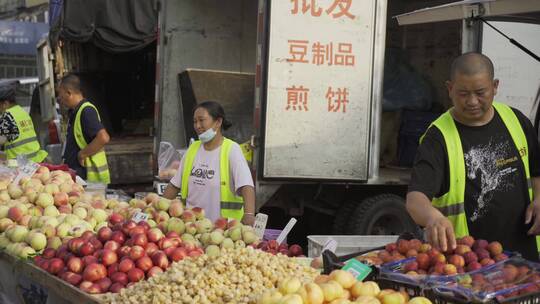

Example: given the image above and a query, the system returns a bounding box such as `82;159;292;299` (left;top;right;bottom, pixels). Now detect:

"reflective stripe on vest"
181;138;244;220
424;102;540;251
5;105;47;163
74;102;110;184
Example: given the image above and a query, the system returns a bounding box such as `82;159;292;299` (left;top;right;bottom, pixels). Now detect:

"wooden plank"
0;252;102;304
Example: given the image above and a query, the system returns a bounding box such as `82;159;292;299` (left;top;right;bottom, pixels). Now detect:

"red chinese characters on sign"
286;85;310;111
291;0;355;19
286;40;309;63
288;40;355;67
326;87;349;113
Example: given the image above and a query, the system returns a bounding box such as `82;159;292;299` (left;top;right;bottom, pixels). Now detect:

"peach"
487;241;503;256
443;264;458;275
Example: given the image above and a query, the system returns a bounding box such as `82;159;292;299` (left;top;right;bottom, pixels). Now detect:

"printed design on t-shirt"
190;164;215;186
465;138;516;222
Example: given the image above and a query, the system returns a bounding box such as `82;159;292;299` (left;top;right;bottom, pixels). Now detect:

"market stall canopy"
395;0;540;25
49;0;157;53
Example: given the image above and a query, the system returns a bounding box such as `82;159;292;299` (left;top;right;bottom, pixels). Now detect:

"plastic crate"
424;288;540;304
307;235;398;258
376;277;426;298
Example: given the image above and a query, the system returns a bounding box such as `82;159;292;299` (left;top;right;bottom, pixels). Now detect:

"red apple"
288;244;303;257
129;226;147;238
188;249;203;258
487;241;503;256
480;258;495;267
416;253;430;270
111;271;129;285
473;239;489;251
127;268;145;283
158;237;175;250
81;231;94;240
385;243;397;252
455;245;471;255
495;253;509;262
79;281;101;294
89;237;103;250
68;238;85;254
83;263;107;282
129;245;145;260
111;231;126;245
136;256;153;272
109;213;124;225
42;248;56;259
467;261;482;272
122;221;137;235
62;271;82;286
97;227;113;242
100;249;118;266
146;228;164;243
104;240;121;252
132;233;148;248
170;247;187;262
151;251;169;269
107;263;119;277
118;258;135;273
166;231;179;239
164;246;176;258
449;255;465;268
118;246;131;258
463;251;478;264
48;258;65;275
95;277;112;293
147;266;163;278
67;257;84;274
109;283;124;293
476;248;490;260
144;242;159;256
82;255;98;266
78;243;95;257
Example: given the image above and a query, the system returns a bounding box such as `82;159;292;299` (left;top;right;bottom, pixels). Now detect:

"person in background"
0;80;47;162
57;74;111;184
163;101;256;226
406;52;540;261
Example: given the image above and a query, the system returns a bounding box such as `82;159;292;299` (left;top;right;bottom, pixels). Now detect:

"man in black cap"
0;80;47;162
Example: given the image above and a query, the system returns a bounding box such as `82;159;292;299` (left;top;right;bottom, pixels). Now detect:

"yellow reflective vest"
4;105;47;162
424;102;540;251
73;102;110;184
181;137;244;220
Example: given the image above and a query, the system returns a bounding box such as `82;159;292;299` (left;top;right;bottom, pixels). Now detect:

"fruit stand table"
0;251;102;304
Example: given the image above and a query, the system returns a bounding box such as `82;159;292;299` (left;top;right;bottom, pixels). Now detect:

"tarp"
0;21;48;55
50;0;157;53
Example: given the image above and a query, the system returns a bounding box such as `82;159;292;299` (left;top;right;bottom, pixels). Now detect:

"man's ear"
493;79;499;95
445;80;454;97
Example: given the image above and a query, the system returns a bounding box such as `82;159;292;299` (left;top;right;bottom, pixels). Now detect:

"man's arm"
525;177;540;235
78;129;110;166
406;191;456;251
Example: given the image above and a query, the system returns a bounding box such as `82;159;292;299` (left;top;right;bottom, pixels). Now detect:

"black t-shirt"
63;100;104;179
409;107;540;261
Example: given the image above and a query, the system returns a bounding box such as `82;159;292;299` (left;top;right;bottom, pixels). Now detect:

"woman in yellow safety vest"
0;80;47;163
164;101;256;226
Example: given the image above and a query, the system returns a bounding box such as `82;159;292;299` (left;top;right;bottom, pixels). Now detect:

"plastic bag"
0;165;16;190
428;256;540;303
157;142;185;181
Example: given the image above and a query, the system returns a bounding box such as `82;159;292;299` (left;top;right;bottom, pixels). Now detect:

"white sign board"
263;0;381;180
482;21;540;119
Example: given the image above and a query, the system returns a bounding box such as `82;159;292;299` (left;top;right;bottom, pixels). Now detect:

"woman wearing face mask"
0;80;47;162
163;101;256;226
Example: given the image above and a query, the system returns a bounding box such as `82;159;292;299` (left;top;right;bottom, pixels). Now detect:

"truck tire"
332;200;358;235
348;194;418;235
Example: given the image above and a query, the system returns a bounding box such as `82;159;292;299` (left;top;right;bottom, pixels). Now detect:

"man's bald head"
450;52;494;81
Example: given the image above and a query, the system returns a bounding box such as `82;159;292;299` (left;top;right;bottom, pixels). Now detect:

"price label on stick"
342;259;372;281
276;218;297;245
253;213;268;239
13;162;40;185
132;212;149;223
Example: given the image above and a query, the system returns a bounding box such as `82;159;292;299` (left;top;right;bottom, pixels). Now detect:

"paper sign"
132;212;149;223
342;259;372;281
276;218;297;245
322;239;338;254
155;183;168;195
253;213;268;239
13;162;40;185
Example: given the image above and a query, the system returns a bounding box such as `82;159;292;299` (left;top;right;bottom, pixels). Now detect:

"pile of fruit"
257;239;305;257
106;246;319;304
378;237;507;276
33;217;205;294
259;269;432;304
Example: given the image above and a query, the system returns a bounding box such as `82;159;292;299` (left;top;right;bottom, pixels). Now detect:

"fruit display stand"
0;251;102;304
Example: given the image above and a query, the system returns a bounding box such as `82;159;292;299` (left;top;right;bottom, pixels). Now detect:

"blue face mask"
198;127;217;143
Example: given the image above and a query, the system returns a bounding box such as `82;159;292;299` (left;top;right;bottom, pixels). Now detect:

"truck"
34;0;540;243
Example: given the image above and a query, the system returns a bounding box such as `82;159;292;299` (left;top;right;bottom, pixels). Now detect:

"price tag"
253;213;268;239
132;212;149;223
155;183;168;195
276;218;297;245
342;259;372;281
322;238;338;254
13;162;40;185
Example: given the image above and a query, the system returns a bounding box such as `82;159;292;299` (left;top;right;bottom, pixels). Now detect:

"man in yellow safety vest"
0;80;47;163
57;74;111;184
406;52;540;261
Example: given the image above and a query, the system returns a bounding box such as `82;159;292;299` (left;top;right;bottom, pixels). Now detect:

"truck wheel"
332;200;358;235
348;194;418;235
